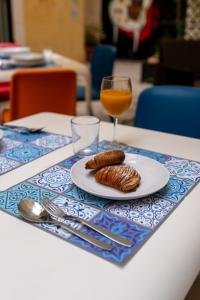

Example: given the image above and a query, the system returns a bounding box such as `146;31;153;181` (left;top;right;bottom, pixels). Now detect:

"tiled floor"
185;273;200;300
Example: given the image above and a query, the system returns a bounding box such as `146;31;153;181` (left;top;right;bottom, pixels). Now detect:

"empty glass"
71;116;100;157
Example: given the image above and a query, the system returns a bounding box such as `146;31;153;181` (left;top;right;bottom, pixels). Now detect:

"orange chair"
2;69;76;122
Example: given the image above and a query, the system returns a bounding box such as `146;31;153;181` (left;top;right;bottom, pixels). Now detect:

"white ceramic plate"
70;153;169;200
0;47;30;57
0;129;3;140
12;52;45;67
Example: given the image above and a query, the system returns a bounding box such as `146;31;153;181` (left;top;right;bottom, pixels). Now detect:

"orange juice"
100;89;132;117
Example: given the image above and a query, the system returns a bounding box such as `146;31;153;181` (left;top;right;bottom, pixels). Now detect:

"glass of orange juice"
100;76;132;149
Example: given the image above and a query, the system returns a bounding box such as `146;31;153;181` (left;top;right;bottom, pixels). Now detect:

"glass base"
74;145;98;158
101;141;128;151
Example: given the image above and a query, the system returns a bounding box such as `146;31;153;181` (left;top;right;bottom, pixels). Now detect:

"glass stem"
113;117;118;142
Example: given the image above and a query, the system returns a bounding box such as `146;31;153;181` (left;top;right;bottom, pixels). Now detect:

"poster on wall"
103;0;187;59
103;0;160;58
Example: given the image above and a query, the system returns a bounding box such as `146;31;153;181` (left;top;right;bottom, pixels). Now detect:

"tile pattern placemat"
0;141;199;265
0;129;71;175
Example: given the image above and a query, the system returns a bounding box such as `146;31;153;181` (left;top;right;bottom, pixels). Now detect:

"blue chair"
77;44;117;101
135;85;200;139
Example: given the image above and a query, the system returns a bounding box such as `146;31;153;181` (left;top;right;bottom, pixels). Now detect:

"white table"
0;53;92;114
0;112;200;300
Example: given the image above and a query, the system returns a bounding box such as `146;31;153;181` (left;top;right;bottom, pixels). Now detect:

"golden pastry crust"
95;165;141;192
85;150;125;170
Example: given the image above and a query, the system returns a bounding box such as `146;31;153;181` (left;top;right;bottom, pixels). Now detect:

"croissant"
95;165;141;193
85;150;125;170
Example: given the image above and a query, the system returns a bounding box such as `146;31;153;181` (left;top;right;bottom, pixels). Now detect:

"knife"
41;198;133;247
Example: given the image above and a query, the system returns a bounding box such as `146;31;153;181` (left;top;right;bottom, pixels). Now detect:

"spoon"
18;199;112;251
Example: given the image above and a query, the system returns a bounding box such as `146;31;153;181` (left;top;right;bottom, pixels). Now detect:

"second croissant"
95;165;141;192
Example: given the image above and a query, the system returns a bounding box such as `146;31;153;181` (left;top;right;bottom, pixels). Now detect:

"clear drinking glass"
100;76;132;149
71;116;100;157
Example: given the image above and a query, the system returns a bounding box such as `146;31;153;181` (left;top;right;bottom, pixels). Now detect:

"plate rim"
12;52;44;60
70;153;170;200
0;47;30;56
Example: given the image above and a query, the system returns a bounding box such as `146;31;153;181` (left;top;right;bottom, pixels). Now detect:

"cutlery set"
0;124;44;134
18;199;133;251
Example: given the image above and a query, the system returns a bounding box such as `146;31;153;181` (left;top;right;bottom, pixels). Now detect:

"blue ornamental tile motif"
69;211;151;265
38;222;72;239
45;195;100;229
53;195;100;220
64;185;113;209
0;192;7;207
0;182;57;215
0;138;22;151
0;141;199;265
125;146;170;164
1;130;10;138
4;143;50;163
0;132;72;175
59;155;81;169
28;165;74;193
164;157;200;182
106;195;175;229
4;130;48;143
0;156;21;174
31;134;71;150
156;176;194;203
98;141;170;163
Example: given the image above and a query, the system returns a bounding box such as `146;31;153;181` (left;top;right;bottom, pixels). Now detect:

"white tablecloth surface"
0;112;200;300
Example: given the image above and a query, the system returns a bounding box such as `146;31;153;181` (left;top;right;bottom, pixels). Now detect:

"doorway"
0;0;13;42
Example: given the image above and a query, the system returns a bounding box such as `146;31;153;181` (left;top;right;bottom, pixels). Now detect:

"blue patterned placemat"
0;129;71;175
0;140;199;265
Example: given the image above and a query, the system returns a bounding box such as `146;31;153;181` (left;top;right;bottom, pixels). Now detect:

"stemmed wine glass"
100;76;132;149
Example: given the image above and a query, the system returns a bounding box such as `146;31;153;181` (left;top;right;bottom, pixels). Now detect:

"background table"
0;53;91;113
0;112;200;300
